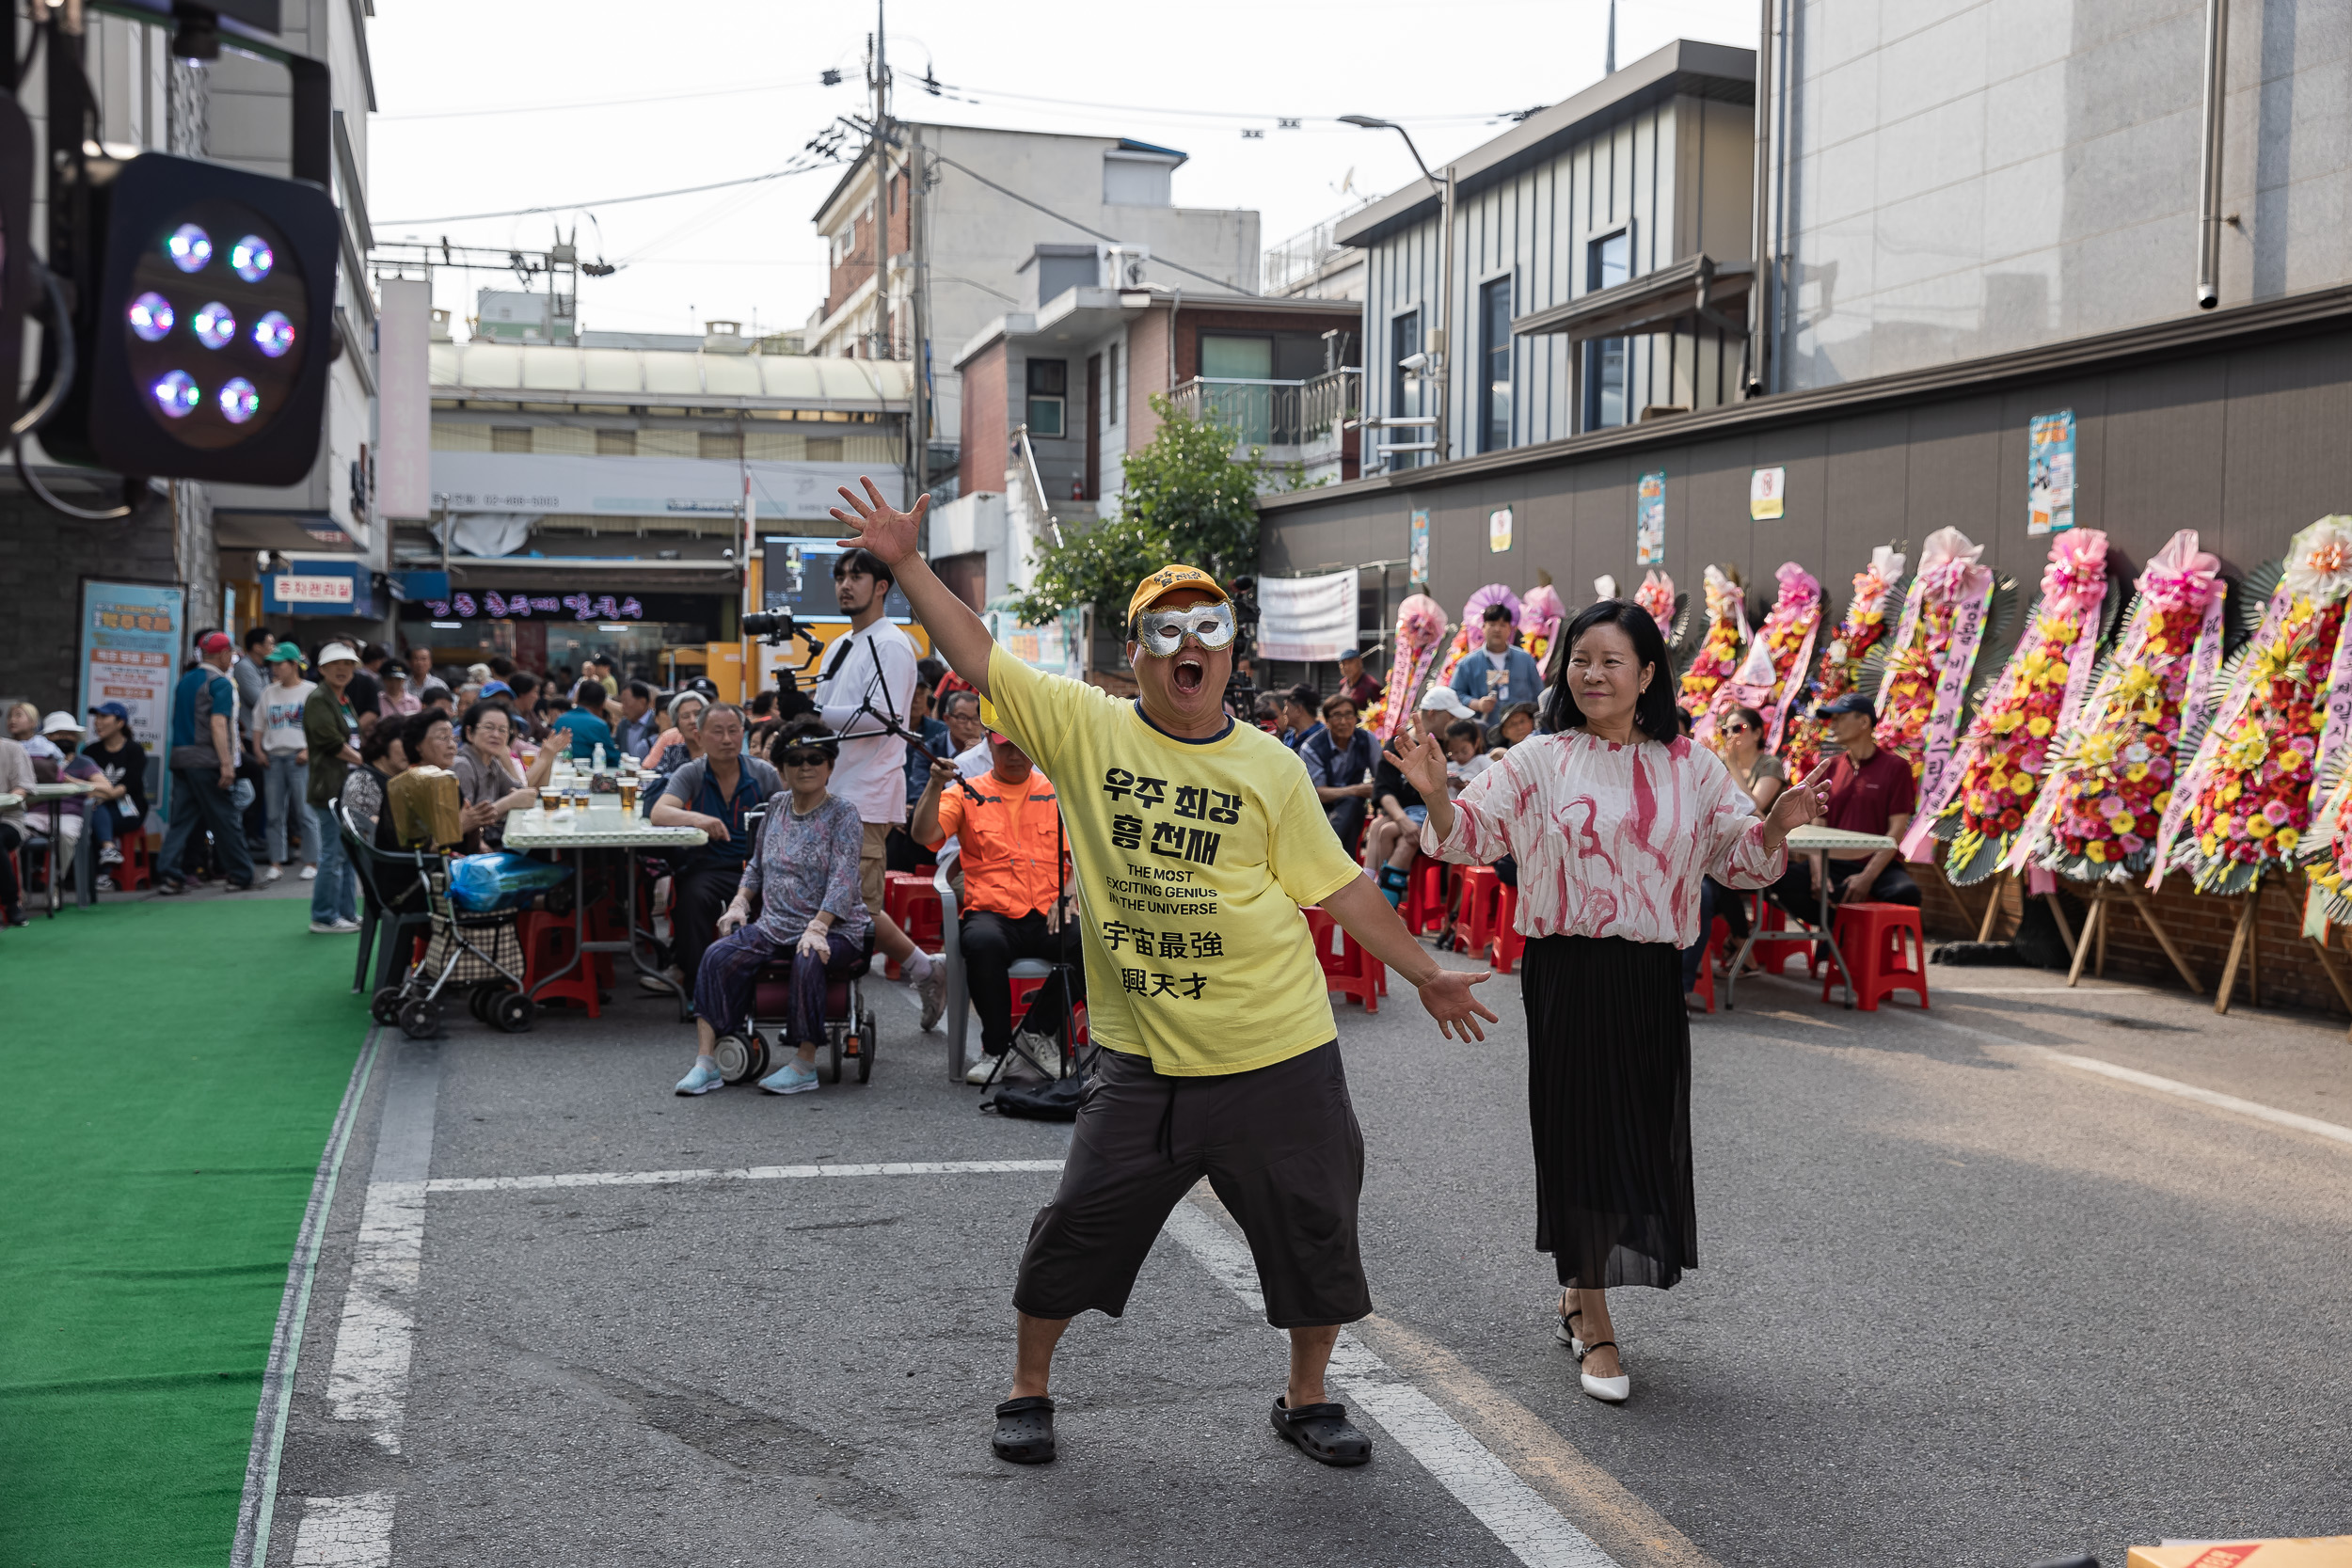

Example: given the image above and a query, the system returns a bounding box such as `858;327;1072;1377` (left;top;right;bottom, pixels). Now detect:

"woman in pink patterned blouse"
1392;599;1830;1405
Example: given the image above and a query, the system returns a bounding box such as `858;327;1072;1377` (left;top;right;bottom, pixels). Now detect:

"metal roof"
1333;40;1756;250
429;343;914;410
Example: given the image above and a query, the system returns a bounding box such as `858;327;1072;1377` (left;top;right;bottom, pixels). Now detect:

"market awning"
1512;254;1753;343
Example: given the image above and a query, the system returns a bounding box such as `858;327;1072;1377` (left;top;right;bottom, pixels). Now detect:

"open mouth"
1172;654;1206;697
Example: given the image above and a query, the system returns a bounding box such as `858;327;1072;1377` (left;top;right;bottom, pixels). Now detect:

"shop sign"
421;591;645;621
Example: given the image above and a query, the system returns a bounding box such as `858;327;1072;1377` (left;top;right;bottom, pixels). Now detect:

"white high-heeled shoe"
1578;1340;1630;1403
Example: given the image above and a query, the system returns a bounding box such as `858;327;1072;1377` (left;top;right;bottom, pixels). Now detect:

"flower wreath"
1714;562;1822;752
2022;531;2227;882
1363;593;1452;742
1914;529;2111;881
1782;546;1905;781
1875;528;1999;791
1677;566;1748;718
2156;515;2352;895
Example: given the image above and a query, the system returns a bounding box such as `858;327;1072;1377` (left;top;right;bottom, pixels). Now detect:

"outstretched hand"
1386;731;1449;802
1765;756;1836;838
1417;965;1499;1042
829;475;928;569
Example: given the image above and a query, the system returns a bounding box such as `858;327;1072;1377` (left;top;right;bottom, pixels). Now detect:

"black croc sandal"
1271;1397;1371;1466
992;1396;1056;1464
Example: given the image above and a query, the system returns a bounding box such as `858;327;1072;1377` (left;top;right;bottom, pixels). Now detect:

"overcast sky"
367;0;1761;339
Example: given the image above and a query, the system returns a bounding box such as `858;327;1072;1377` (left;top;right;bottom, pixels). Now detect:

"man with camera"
806;546;946;1030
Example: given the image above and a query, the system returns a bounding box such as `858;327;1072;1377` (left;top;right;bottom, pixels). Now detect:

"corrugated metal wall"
1359;95;1742;462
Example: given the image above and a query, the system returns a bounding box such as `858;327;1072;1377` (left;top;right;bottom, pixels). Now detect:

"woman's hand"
1386;731;1449;802
796;921;830;960
1762;757;1836;847
716;900;750;937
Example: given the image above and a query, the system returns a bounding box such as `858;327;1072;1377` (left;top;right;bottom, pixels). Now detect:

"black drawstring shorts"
1011;1040;1371;1329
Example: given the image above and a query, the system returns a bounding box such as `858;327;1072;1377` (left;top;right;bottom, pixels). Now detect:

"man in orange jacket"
912;728;1082;1082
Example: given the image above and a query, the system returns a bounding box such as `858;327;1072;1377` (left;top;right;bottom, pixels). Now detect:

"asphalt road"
259;942;2352;1568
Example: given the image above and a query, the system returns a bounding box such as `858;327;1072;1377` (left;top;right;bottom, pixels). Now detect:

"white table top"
501;811;707;850
23;781;96;800
1786;826;1898;852
0;793;17;813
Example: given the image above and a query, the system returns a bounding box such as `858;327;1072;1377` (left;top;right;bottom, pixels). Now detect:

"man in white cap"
157;631;256;894
300;642;366;932
1360;687;1471;906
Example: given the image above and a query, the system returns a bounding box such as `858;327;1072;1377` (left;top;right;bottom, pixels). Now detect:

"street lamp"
1342;116;1453;466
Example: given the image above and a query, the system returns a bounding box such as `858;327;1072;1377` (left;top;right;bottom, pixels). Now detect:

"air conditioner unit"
1099;244;1150;290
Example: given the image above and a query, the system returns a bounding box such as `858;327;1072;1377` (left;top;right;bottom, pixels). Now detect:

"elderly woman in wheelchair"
675;718;872;1097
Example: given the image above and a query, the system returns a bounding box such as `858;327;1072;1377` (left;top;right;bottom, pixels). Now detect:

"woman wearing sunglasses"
676;716;871;1098
1681;705;1786;1003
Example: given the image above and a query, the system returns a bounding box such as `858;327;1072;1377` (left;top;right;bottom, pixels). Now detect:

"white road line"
425;1159;1065;1192
289;1492;397;1568
234;1030;380;1568
1161;1202;1619;1568
1912;1014;2352;1148
324;1042;442;1456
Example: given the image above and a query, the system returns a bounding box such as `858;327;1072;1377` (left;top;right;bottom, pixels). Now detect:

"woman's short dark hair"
775;714;838;763
1540;599;1680;744
458;701;509;738
406;709;452;761
360;721;401;765
1727;704;1767;735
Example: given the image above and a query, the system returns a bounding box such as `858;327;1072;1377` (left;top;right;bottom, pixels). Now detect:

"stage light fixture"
45;151;337;484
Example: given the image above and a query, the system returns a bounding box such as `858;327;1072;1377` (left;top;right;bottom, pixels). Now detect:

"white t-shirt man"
813;616;919;826
260;680;316;756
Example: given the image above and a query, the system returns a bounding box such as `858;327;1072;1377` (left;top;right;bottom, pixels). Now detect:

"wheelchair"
708;925;879;1085
705;805;879;1085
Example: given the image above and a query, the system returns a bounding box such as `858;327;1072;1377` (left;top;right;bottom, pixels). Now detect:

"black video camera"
1223;576;1262;719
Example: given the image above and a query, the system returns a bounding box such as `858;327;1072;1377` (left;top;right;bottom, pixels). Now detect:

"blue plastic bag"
449;851;572;913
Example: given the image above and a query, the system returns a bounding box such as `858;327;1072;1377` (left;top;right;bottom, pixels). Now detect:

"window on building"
596;429;636;456
805;436;843;462
698;431;743;461
1389;309;1423;470
1479;277;1513;453
1106;341;1120;425
1026;358;1067;438
1584;229;1631;430
491;426;532;453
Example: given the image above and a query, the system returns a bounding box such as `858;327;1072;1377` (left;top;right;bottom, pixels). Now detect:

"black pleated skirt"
1520;934;1696;1291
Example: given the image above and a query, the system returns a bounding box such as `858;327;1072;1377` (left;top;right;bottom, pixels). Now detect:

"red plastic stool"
882;872;942;977
1490;885;1525;974
1453;865;1505;964
518;910;602;1017
111;829;154;892
1303;907;1383;1012
1399;856;1447;936
1744;899;1814;976
1688;916;1730;1013
1823;902;1929;1011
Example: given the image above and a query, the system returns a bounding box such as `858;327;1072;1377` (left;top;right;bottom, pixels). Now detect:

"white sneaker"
1011;1030;1064;1077
299;864;318;880
309;918;361;934
915;962;946;1032
262;864;283;883
963;1054;998;1085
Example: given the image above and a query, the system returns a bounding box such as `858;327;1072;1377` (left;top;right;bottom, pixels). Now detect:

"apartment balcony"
1164;368;1361;484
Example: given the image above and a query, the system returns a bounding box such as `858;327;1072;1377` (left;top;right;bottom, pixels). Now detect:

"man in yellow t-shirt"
830;477;1496;1472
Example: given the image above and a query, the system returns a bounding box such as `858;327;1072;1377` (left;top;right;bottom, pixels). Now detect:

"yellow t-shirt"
985;646;1362;1075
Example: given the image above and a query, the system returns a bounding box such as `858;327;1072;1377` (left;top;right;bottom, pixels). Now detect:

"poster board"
76;578;185;825
1635;472;1666;565
2027;410;2075;534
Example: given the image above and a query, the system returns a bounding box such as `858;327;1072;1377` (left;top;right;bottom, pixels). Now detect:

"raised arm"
831;477;999;699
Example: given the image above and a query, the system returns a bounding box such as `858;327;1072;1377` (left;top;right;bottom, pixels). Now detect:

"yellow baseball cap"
1125;564;1231;628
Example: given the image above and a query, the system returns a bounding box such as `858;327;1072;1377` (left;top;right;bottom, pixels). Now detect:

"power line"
376;160;843;227
374;73;834;121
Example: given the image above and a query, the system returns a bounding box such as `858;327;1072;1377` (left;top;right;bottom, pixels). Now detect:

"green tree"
1011;395;1263;626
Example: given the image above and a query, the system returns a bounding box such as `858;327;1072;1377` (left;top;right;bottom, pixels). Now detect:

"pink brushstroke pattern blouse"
1420;729;1786;944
